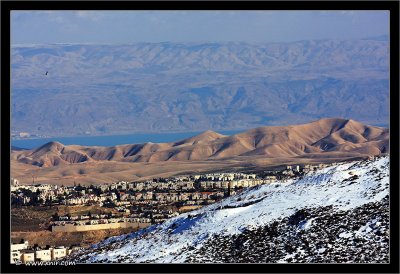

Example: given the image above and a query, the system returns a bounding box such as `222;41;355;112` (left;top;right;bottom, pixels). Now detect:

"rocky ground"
184;197;389;263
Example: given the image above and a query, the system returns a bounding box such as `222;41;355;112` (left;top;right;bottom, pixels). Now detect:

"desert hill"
12;118;388;167
173;130;226;146
11;118;389;185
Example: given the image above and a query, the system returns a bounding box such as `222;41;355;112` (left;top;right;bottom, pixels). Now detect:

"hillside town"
11;160;362;264
10;162;347;227
11;172;277;228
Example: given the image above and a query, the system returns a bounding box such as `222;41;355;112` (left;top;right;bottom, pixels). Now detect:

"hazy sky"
11;10;389;44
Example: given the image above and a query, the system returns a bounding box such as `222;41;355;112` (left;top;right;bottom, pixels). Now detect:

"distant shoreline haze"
11;118;389;150
11;130;244;150
9;34;389;48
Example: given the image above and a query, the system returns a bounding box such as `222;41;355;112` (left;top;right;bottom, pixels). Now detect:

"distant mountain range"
11;118;389;185
65;156;389;263
11;38;389;137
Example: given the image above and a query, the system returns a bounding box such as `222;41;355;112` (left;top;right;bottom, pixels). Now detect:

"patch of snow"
338;231;353;238
356;218;380;236
298;218;315;230
317;247;326;253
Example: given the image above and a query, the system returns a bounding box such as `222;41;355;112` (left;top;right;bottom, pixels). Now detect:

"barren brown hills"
11;118;389;185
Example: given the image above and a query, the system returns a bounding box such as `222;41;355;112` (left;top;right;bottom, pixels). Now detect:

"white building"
21;251;35;263
51;246;67;260
35;249;52;261
11;241;29;252
10;250;21;264
10;241;29;264
10;240;73;264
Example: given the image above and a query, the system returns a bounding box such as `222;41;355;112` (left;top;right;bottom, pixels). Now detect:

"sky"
11;10;389;45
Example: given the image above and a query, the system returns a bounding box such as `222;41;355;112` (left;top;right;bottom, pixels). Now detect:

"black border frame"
1;1;399;273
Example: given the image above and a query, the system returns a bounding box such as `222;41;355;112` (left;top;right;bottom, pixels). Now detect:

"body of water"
11;130;243;150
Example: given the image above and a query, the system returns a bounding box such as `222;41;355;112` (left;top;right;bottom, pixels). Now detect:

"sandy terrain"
11;118;388;186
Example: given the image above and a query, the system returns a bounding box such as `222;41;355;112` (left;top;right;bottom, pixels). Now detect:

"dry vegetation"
11;228;139;248
11;205;135;248
11;205;117;231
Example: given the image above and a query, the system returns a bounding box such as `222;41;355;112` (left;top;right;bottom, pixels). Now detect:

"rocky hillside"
65;156;389;263
11;38;389;136
11;118;388;167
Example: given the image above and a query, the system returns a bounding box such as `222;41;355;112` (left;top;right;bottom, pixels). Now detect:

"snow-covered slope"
68;156;389;263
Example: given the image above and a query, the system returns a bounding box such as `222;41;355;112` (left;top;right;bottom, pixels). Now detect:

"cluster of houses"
13;163;361;224
11;163;356;226
282;163;330;175
11;172;276;208
50;208;181;232
53;216;152;227
10;167;335;231
10;241;80;264
11;172;279;235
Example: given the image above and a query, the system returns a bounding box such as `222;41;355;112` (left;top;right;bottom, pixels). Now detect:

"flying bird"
45;71;48;76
